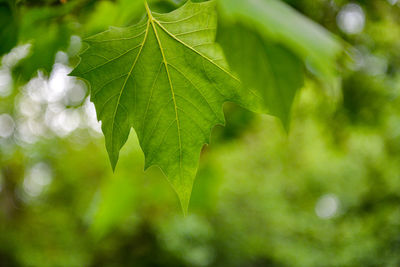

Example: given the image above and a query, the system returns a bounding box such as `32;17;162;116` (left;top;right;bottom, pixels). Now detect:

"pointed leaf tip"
175;186;192;216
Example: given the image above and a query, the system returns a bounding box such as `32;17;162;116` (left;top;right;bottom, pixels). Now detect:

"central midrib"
145;1;183;178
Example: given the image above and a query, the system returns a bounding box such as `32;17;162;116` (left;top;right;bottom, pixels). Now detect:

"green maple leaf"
70;0;255;213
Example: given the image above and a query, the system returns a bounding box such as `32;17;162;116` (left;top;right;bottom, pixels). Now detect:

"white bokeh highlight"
23;162;53;198
315;194;340;219
337;4;365;35
0;114;15;138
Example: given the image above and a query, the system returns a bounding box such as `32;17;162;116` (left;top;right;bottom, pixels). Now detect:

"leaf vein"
81;43;143;75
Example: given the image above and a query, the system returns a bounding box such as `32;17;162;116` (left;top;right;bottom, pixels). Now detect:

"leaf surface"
70;1;252;213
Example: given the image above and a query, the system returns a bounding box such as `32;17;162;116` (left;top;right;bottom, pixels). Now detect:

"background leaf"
218;23;304;129
218;0;342;81
217;0;343;116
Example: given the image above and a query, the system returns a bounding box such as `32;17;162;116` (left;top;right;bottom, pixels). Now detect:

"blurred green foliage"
1;0;400;266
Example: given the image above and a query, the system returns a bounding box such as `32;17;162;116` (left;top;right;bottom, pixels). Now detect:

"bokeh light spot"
0;114;15;138
337;4;365;35
315;194;340;219
22;162;53;198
